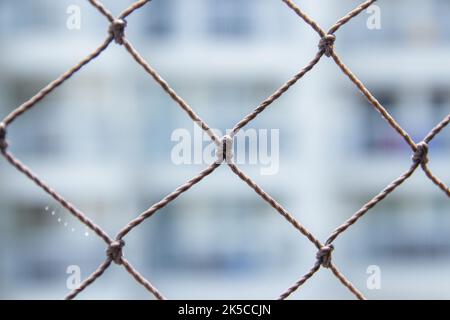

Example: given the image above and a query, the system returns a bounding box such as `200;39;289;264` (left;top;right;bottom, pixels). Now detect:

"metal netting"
0;0;449;300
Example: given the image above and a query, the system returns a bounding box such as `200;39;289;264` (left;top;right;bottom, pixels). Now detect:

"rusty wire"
0;0;449;300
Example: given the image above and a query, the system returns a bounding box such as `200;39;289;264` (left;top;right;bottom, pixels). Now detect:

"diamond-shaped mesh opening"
0;0;449;300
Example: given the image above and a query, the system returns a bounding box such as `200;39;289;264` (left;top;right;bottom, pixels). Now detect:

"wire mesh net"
0;0;449;300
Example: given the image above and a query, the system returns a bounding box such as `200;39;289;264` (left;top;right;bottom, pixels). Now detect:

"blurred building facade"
0;0;449;299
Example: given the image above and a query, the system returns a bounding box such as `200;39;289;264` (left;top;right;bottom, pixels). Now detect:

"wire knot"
216;135;233;164
318;34;336;57
107;240;125;264
316;244;334;268
0;123;7;150
412;141;429;164
109;19;127;45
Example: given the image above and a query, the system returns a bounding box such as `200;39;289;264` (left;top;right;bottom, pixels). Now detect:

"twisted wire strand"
88;0;115;22
116;162;220;240
122;38;221;146
330;52;417;150
119;0;152;19
65;259;113;300
281;0;326;37
228;162;322;249
329;264;366;300
325;162;420;245
423;114;450;143
1;149;112;244
421;163;450;197
278;261;321;300
231;51;324;136
327;0;378;35
0;0;448;300
3;36;113;126
420;105;450;196
278;262;366;300
121;258;166;300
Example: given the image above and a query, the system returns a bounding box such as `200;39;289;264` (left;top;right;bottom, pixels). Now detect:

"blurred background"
0;0;449;299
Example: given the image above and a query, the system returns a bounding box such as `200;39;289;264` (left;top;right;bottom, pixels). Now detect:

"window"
0;1;54;34
341;0;450;46
358;194;450;259
356;85;450;153
146;195;285;273
429;87;450;151
6;77;61;157
141;0;173;38
359;88;404;153
207;80;275;127
433;0;450;42
207;0;253;38
431;87;450;119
